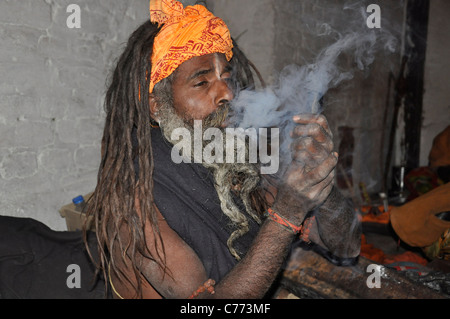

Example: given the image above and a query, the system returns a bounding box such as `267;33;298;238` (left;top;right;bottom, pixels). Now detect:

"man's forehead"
175;53;230;77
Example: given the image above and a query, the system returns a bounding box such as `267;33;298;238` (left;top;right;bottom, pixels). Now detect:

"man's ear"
149;94;159;122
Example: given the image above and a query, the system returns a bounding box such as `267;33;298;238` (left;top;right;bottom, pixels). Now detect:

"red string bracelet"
299;216;316;243
188;279;216;299
266;208;302;234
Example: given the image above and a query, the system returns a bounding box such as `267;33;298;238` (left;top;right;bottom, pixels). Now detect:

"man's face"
170;53;234;125
152;52;262;236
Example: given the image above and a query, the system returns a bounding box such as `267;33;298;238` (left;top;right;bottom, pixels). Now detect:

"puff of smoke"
228;1;398;177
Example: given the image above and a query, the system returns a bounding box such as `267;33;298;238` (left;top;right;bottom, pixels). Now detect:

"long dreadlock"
84;20;267;298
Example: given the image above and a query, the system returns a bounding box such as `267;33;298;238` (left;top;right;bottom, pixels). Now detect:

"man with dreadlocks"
85;0;361;299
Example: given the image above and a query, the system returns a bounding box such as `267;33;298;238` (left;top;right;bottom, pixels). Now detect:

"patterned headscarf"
149;0;234;93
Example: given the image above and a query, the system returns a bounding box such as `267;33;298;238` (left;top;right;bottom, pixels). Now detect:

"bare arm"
206;219;294;298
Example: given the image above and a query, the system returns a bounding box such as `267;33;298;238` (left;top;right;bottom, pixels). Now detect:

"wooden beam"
279;248;446;299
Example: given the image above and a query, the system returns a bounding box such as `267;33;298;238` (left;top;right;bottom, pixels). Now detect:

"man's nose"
214;79;234;108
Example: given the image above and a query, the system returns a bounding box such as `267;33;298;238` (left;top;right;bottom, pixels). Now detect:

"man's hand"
273;114;338;225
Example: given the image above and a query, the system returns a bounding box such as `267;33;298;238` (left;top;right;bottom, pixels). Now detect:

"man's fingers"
291;122;333;146
298;169;335;203
318;174;335;200
306;152;338;185
292;114;333;138
286;151;338;186
290;114;334;155
291;145;330;167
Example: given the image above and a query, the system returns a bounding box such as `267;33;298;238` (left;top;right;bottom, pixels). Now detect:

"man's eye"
222;72;233;82
194;81;208;87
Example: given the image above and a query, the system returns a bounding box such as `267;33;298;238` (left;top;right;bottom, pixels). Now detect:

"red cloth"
360;234;428;266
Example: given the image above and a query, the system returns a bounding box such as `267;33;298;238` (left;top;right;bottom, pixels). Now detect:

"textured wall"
0;0;149;230
212;0;276;84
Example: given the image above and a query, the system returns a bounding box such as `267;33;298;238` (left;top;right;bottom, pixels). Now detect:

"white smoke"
228;0;399;176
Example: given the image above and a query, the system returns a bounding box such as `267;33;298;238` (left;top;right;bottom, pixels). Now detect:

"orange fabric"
149;0;233;93
360;234;428;266
360;234;385;264
429;125;450;168
360;205;391;225
390;182;450;247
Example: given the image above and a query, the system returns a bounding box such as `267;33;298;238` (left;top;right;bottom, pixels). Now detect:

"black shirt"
136;128;260;282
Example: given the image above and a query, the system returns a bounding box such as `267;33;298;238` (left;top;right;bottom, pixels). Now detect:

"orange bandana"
149;0;234;93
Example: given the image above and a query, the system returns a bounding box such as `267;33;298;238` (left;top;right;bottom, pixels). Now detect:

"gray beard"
156;99;262;260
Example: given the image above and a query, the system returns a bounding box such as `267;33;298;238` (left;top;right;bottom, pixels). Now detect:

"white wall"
0;0;150;230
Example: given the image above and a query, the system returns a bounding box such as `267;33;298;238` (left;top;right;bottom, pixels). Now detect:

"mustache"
202;103;231;129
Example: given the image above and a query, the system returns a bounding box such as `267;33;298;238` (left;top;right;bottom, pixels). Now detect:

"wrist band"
188;279;216;299
299;216;316;243
266;208;302;234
